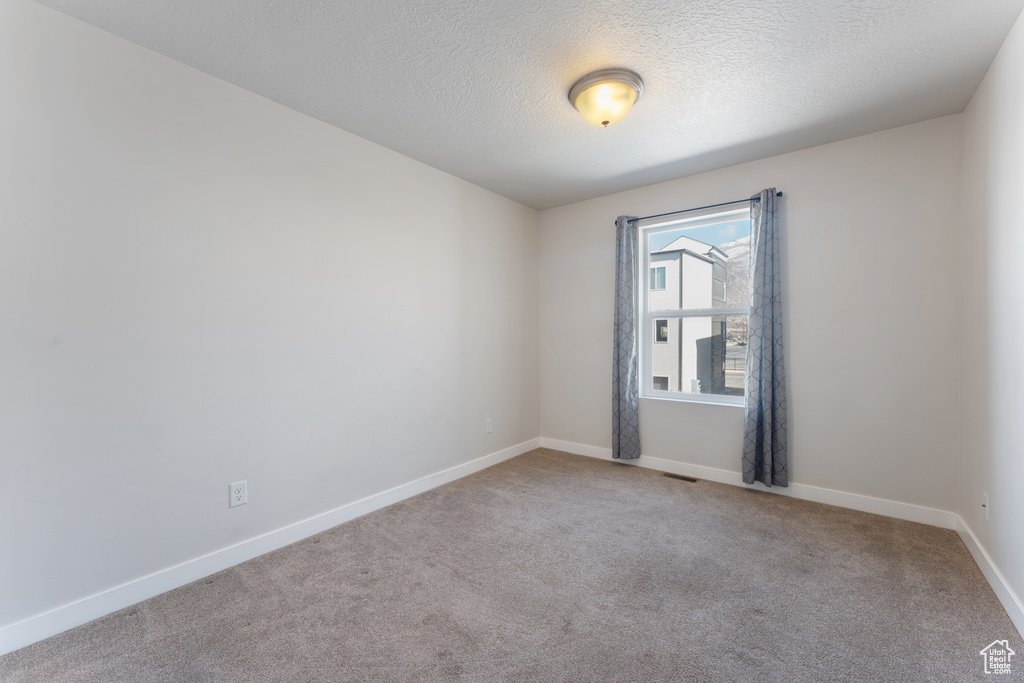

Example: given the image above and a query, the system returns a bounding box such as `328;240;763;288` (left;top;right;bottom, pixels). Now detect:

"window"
649;266;666;290
641;205;751;404
712;262;727;303
655;319;669;343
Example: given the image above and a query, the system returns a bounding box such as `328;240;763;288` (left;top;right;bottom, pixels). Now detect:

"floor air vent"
662;472;698;482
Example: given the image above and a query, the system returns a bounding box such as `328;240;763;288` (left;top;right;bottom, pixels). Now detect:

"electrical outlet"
229;481;247;508
982;493;989;520
485;418;493;435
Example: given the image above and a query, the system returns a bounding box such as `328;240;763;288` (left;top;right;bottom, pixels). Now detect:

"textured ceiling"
35;0;1024;209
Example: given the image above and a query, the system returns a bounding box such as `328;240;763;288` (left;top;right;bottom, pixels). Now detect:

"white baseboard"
538;437;957;529
0;438;541;657
956;516;1024;638
12;438;1017;657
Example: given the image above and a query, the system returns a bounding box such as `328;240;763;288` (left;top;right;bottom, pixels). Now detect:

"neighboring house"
649;234;729;394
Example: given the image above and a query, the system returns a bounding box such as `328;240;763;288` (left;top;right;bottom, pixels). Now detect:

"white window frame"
639;205;750;406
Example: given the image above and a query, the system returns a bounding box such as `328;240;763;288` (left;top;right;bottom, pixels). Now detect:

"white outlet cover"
229;480;247;508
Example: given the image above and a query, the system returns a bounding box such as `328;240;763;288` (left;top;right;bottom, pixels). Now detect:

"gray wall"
539;115;963;513
0;0;539;632
958;6;1024;633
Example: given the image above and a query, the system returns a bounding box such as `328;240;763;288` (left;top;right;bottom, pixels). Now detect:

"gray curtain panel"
612;215;641;460
742;189;788;486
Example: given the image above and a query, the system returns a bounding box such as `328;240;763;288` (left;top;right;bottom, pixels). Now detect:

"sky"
649;219;750;251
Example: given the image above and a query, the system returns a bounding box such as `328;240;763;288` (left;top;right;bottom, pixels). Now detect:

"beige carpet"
2;448;1021;682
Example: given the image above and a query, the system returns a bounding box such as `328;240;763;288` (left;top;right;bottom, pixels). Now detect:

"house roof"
651;248;716;265
656;234;727;261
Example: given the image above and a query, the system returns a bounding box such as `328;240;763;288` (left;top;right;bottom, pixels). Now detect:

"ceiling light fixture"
568;68;645;128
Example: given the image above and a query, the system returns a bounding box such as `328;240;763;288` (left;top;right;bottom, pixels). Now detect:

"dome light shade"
568;69;644;127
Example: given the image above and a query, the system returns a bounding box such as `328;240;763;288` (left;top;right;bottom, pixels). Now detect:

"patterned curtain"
612;215;641;460
742;190;788;486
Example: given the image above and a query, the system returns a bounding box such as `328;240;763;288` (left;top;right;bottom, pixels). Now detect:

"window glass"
655;319;668;343
649;266;666;290
642;209;751;402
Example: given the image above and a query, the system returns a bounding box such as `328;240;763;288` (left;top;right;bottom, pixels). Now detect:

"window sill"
641;393;745;408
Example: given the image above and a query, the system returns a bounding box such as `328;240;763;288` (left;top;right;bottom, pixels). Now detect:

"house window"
641;205;751;404
712;262;727;304
649;266;666;290
655;319;669;343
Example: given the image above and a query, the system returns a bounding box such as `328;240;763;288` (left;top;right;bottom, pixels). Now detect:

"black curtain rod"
628;191;783;224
